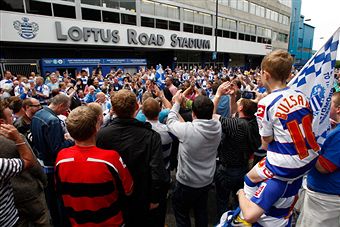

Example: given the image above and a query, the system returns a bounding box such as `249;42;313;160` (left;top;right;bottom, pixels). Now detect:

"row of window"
273;32;289;43
141;0;179;20
81;0;136;12
216;29;238;39
218;17;237;31
83;8;136;25
182;9;212;26
219;0;290;25
141;17;180;31
141;0;289;27
183;23;213;35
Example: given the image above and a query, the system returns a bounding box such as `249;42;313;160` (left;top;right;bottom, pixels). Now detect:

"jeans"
148;182;170;227
45;173;70;227
214;164;248;219
172;181;211;227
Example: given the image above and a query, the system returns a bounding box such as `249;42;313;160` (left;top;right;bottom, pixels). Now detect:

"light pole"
213;0;218;68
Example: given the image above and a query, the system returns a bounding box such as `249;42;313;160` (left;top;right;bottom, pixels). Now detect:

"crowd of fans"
0;51;340;227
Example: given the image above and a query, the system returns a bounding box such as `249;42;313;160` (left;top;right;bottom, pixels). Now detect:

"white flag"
288;27;340;145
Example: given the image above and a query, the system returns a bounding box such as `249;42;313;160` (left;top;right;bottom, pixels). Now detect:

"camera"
241;91;256;99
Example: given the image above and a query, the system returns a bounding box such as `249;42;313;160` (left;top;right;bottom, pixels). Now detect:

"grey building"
0;0;291;76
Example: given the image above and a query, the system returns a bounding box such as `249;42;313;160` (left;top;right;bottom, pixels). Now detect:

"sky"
300;0;340;59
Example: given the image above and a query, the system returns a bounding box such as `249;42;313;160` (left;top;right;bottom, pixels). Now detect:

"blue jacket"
31;107;74;166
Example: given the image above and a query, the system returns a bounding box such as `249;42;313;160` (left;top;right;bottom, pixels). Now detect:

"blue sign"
41;58;147;67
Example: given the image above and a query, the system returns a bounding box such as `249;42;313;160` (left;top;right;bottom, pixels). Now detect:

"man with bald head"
95;92;111;115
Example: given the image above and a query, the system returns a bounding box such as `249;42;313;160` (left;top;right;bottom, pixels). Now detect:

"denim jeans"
172;181;211;227
214;164;248;219
45;173;70;227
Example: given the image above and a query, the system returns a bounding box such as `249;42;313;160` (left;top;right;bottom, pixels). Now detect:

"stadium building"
0;0;291;77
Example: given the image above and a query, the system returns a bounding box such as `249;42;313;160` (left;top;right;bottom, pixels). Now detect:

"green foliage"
336;60;340;68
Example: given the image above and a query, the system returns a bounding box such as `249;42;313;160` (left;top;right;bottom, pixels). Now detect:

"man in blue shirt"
297;91;340;227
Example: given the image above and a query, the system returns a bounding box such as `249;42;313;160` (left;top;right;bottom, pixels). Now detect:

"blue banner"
41;58;147;67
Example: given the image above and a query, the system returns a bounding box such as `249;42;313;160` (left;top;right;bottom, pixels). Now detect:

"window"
102;11;120;23
257;37;271;44
1;0;24;12
249;3;256;15
195;12;204;24
167;4;179;19
255;5;265;17
251;35;256;42
278;14;283;24
194;25;203;34
53;4;76;19
238;22;246;33
120;0;136;12
249;24;256;34
219;0;228;6
229;0;237;9
230;32;237;39
169;21;180;31
272;31;278;41
283;15;289;25
221;18;228;29
217;17;223;28
203;13;212;26
25;0;52;16
141;0;154;14
266;9;271;19
141;1;179;19
216;29;222;37
279;0;292;8
141;16;154;28
183;9;194;22
204;27;212;35
229;19;237;30
183;23;193;33
121;14;136;25
239;33;245;40
271;11;278;21
257;26;271;38
237;0;248;12
220;17;237;31
155;2;167;17
223;30;230;38
239;22;255;34
103;0;119;9
156;19;168;29
81;0;100;6
82;8;101;21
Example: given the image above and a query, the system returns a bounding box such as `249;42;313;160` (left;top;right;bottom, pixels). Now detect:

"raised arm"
0;124;34;169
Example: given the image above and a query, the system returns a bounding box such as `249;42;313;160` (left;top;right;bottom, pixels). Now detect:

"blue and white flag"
288;27;340;145
155;64;165;90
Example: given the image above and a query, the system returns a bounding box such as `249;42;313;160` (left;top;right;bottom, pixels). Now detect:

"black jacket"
96;118;168;226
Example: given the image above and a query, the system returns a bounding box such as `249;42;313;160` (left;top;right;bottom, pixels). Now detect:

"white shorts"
296;187;340;227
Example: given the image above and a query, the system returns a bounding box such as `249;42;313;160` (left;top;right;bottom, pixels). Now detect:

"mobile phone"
241;91;256;99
